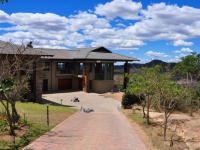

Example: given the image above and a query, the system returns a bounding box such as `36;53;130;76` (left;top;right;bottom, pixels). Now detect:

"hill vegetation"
115;59;176;73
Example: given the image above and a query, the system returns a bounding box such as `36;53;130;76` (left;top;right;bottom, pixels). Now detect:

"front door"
78;78;83;90
43;79;48;92
58;79;72;90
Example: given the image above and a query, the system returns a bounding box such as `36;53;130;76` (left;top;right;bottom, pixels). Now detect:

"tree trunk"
164;111;168;141
11;102;20;123
5;103;15;136
142;100;146;118
146;95;150;124
189;73;193;116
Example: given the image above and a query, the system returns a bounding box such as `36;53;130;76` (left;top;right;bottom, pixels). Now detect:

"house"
0;41;138;101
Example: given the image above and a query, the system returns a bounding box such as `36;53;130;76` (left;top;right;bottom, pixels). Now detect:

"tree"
127;74;147;118
173;53;200;115
154;75;182;140
127;66;160;124
0;42;40;135
182;84;200;115
173;53;200;81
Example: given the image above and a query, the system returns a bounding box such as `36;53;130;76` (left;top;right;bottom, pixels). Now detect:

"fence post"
23;113;26;122
47;105;49;127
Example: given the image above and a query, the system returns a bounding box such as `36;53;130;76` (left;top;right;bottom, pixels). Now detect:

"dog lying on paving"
80;107;94;113
71;97;80;102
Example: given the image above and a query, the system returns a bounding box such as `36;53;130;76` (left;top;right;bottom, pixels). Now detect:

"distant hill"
115;60;176;73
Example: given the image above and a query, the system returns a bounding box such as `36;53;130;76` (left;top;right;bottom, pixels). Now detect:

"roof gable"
91;47;111;53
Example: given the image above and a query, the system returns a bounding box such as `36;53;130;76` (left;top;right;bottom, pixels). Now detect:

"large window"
95;63;113;80
56;62;72;74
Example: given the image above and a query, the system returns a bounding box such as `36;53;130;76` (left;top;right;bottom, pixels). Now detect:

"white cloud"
145;51;168;58
125;3;200;43
95;0;142;20
10;12;68;31
172;48;194;62
0;10;10;23
175;47;194;54
68;11;110;31
167;57;181;63
173;40;193;46
0;1;200;53
91;38;144;50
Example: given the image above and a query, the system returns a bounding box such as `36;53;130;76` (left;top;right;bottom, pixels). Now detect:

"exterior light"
96;60;101;63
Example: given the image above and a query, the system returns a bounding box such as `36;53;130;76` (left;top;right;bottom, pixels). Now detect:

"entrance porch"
40;60;130;93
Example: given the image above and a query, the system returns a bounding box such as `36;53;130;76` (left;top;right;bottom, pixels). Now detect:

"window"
79;63;83;74
56;62;72;74
95;63;113;80
43;62;50;71
95;63;104;80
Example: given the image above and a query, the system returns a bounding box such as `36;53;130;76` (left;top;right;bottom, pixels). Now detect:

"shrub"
121;93;140;109
0;118;8;133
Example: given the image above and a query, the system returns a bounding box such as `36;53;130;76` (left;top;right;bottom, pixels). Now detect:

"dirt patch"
148;110;200;150
125;109;189;150
0;114;6;120
102;92;124;101
0;127;28;142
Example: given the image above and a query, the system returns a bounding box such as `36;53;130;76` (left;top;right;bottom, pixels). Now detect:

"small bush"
122;93;140;109
0;117;8;133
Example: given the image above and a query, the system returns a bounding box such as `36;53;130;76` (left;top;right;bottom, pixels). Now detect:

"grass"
15;102;76;127
0;101;77;149
125;110;188;150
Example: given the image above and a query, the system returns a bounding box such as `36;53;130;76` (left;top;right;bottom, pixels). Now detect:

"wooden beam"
123;61;130;89
83;63;90;92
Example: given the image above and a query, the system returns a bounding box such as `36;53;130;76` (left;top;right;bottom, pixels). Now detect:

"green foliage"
126;65;162;123
180;86;200;113
127;65;186;139
0;78;16;93
173;53;200;80
154;75;183;111
127;65;161;96
194;82;200;97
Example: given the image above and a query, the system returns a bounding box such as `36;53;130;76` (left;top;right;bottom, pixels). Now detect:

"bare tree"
0;42;40;135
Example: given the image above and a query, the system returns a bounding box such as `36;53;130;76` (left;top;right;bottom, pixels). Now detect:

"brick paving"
23;92;148;150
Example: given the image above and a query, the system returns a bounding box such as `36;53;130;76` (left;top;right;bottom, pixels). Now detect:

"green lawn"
0;101;77;149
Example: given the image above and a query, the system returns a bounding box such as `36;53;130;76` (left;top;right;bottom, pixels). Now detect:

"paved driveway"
42;91;121;112
23;92;147;150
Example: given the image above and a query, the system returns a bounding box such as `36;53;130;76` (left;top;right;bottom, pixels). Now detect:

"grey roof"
0;40;138;61
86;52;134;61
0;41;49;56
40;46;138;61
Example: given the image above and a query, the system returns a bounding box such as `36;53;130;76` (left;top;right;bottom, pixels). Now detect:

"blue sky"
0;0;200;63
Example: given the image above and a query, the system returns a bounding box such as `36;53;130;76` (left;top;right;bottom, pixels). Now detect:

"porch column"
32;62;36;102
83;63;90;92
123;61;130;89
33;61;43;102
